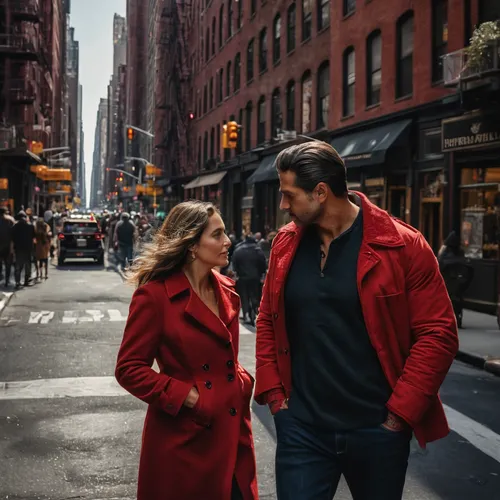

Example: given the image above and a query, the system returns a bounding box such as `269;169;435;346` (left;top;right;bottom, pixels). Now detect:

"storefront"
183;171;227;210
442;110;500;313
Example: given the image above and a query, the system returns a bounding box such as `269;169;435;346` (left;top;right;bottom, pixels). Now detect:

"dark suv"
58;218;104;265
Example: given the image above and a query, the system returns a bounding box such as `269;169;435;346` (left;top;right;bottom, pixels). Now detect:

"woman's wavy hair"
126;200;218;288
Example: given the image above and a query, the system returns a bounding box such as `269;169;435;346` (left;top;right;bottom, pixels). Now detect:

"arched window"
366;30;381;106
205;27;210;61
209;77;214;109
396;10;414;98
343;0;355;16
301;71;312;133
227;0;233;39
287;4;296;53
226;60;232;96
273;15;281;64
247;39;254;82
236;0;243;29
302;0;312;41
210;127;215;159
259;28;268;72
245;101;253;151
251;0;257;17
343;47;355;116
218;68;224;102
317;61;330;128
257;96;266;144
318;0;330;30
271;88;282;138
286;80;295;130
211;17;216;55
219;5;224;49
234;52;241;91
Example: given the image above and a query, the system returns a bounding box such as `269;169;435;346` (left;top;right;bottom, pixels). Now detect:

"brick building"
0;0;70;213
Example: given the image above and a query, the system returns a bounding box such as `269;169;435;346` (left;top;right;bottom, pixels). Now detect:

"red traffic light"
189;113;195;120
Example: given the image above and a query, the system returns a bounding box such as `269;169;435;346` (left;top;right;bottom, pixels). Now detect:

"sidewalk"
458;309;500;376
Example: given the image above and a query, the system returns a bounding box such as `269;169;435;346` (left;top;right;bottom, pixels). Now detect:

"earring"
191;251;197;261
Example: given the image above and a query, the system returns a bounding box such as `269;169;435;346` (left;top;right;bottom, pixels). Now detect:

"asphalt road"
1;260;500;500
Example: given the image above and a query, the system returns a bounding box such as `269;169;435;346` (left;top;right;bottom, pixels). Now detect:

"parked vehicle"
57;218;104;265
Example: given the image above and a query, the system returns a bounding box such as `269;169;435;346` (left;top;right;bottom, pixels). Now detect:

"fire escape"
157;0;192;179
0;0;47;146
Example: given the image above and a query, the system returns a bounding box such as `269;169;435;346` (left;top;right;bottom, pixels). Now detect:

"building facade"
90;98;108;208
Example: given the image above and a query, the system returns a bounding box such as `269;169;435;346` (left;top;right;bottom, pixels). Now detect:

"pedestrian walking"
114;212;137;269
34;219;52;280
231;234;267;325
115;200;258;500
11;211;35;288
254;142;459;500
0;206;15;287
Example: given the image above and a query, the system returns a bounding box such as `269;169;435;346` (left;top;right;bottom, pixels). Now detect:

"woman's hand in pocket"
183;387;200;408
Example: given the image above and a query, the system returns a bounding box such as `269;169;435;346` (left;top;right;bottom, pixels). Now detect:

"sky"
70;0;126;206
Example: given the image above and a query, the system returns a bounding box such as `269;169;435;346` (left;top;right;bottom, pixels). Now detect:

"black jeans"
274;410;411;500
14;251;32;285
0;248;12;284
238;278;262;319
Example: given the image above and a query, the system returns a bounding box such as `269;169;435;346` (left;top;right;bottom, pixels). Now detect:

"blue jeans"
274;410;411;500
118;243;134;268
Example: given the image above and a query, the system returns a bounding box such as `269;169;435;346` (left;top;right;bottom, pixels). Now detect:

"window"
259;28;268;72
198;136;202;168
287;4;296;52
205;28;210;61
234;53;241;91
236;0;242;29
212;17;216;55
343;0;355;16
203;131;208;165
219;5;224;49
396;11;414;98
201;36;204;64
251;0;257;17
301;71;312;133
367;30;381;106
317;62;329;128
238;108;244;152
209;77;214;109
432;0;448;83
226;60;232;95
257;96;266;144
318;0;330;30
216;124;221;157
302;0;312;41
245;101;253;150
271;88;282;137
203;84;208;113
247;39;254;81
286;80;295;130
228;0;233;38
343;47;355;116
210;127;215;159
218;68;224;102
273;15;281;64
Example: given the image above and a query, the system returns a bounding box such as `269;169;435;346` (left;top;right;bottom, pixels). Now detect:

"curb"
456;350;500;377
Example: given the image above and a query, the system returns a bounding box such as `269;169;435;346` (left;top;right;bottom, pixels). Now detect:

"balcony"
443;39;500;88
0;34;38;61
10;79;36;105
11;0;41;23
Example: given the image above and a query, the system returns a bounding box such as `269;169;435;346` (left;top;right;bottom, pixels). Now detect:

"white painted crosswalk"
0;292;13;313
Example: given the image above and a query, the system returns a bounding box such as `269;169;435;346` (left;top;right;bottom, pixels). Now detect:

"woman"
34;218;52;280
115;201;258;500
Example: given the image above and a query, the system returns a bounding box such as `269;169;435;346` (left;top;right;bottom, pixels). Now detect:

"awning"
183;171;227;189
330;119;412;168
247;154;278;185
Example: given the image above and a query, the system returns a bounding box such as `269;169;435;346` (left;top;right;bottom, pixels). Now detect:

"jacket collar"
277;190;405;249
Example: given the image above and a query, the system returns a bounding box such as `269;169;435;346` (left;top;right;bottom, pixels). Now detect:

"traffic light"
227;121;239;149
221;123;229;149
126;127;135;157
127;127;134;141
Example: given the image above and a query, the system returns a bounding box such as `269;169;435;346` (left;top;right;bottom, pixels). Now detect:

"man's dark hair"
275;141;348;197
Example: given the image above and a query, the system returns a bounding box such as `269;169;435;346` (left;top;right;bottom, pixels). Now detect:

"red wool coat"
116;270;258;500
255;192;459;448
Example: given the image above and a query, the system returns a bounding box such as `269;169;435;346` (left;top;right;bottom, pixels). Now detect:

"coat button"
273;313;278;319
229;408;237;416
202;364;210;371
226;360;234;369
284;348;289;355
227;374;235;382
205;423;212;429
205;381;212;389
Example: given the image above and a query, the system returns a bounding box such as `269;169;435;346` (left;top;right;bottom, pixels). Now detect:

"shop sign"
442;112;500;152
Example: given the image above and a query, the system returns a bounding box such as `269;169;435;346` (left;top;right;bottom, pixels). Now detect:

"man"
11;211;35;288
0;207;15;286
232;232;267;325
114;212;137;269
254;142;458;500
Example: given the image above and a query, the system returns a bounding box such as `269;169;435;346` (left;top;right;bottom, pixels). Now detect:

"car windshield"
64;222;99;234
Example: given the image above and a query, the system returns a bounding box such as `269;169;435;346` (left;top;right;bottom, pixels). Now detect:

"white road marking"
85;310;105;322
28;311;55;324
108;309;128;322
443;404;500;464
0;292;13;313
62;310;78;323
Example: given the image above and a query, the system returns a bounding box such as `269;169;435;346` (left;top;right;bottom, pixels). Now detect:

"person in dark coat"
0;206;15;286
115;201;258;500
11;211;35;288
